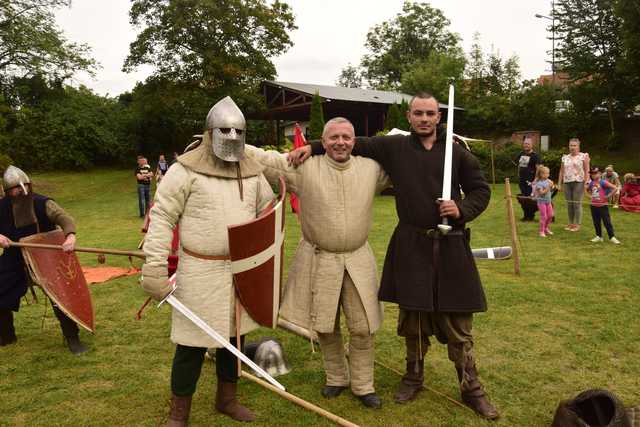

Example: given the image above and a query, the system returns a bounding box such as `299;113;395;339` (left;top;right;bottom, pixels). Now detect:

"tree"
307;92;325;140
336;64;363;88
124;0;296;91
400;49;466;103
0;1;95;83
384;103;402;131
398;99;410;130
616;0;640;104
465;32;485;100
359;1;461;89
502;55;522;98
554;0;627;137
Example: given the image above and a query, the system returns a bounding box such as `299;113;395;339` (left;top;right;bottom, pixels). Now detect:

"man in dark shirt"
515;136;541;221
290;93;498;420
135;156;153;217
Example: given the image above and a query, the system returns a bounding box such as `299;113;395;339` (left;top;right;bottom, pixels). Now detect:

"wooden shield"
20;229;95;332
228;177;286;328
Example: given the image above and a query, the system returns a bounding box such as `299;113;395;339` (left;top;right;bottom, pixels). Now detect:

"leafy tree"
616;0;640;104
124;0;296;90
465;32;485;100
502;55;522;98
384;103;402;131
554;0;628;137
307;92;325;140
336;64;363;88
0;0;95;83
398;99;410;130
359;1;461;89
123;0;296;150
400;49;466;102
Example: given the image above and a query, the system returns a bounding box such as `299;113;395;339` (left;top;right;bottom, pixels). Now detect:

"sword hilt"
436;198;453;235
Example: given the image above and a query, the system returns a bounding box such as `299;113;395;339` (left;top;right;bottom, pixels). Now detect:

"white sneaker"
590;236;604;243
610;237;621;244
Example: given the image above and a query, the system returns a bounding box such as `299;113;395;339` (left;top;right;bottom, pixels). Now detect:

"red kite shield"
20;229;95;332
228;177;286;328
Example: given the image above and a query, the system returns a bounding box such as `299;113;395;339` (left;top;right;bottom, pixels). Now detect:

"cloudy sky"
55;0;556;97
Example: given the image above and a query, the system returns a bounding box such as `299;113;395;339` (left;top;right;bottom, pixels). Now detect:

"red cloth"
290;123;306;214
620;182;640;212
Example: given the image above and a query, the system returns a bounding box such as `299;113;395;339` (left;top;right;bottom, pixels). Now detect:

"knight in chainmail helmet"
141;96;275;425
0;166;88;354
207;96;246;162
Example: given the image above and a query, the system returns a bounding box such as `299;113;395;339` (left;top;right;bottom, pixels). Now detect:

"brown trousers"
317;272;375;396
397;309;474;368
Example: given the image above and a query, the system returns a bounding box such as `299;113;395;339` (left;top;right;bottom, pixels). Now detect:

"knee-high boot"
456;360;499;420
166;394;192;427
394;336;429;403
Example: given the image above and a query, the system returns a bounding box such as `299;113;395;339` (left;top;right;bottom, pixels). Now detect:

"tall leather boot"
166;394;192;427
215;381;255;422
394;336;427;403
456;363;499;420
0;309;17;346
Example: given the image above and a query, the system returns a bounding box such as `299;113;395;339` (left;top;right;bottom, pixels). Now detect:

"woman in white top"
557;138;590;231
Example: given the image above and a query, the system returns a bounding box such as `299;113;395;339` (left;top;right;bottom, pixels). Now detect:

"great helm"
206;96;246;162
2;165;31;194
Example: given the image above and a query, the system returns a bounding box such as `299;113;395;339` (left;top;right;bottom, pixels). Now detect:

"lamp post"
535;0;556;84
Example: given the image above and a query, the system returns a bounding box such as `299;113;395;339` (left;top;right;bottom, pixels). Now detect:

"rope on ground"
373;359;473;413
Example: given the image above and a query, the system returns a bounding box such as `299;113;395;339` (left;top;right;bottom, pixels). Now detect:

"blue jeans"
137;184;150;217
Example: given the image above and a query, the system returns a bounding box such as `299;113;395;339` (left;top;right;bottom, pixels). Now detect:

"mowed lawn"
1;168;639;427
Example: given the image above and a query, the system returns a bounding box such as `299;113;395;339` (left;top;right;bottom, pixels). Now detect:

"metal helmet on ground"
3;165;31;194
244;337;291;378
206;96;246;162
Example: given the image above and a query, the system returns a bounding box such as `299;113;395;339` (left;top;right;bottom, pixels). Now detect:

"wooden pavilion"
253;81;455;137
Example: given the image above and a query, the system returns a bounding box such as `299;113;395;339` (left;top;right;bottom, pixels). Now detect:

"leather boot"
215;381;255;422
456;364;499;420
394;359;424;403
166;394;192;427
65;335;88;355
0;310;17;346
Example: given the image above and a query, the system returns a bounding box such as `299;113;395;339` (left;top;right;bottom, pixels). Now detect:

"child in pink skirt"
533;166;554;237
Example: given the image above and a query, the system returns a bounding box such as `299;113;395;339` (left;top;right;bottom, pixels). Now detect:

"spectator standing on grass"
533;166;554;238
587;167;620;244
558;138;590;232
155;154;169;184
602;165;621;208
515;135;541;221
135;156;153;217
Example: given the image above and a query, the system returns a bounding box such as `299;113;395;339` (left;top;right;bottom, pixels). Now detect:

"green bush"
606;133;623;151
470;143;564;184
0;153;13;173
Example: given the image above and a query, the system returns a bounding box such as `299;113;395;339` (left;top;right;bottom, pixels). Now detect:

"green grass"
1;170;639;426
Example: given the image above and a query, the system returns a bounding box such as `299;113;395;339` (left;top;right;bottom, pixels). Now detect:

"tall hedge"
307;92;325;140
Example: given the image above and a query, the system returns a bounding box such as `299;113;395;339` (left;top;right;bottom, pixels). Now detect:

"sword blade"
161;294;286;391
442;84;455;201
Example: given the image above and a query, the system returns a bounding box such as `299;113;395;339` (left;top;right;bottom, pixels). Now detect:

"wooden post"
490;142;496;187
240;371;360;427
504;178;521;275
